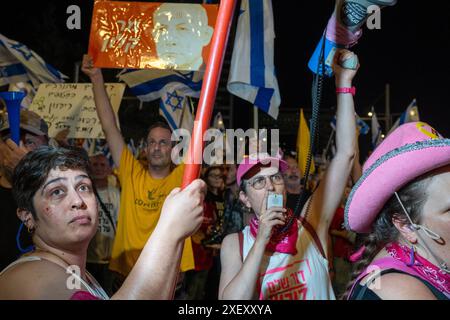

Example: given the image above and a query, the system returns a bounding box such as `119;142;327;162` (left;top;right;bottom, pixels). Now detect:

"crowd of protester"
0;49;448;300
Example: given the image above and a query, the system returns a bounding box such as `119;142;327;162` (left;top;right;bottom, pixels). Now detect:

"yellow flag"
296;109;315;175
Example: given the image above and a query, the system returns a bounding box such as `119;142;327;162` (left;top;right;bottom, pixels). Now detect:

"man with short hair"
87;153;121;296
81;55;194;290
282;151;310;217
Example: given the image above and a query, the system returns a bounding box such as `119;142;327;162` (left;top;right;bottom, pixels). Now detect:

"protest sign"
29;83;125;139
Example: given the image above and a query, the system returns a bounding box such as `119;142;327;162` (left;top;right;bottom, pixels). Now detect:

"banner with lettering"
28;83;125;139
88;1;218;71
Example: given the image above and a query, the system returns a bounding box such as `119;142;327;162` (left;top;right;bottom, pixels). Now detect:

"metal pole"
73;62;81;83
385;83;391;131
253;106;259;130
181;0;237;188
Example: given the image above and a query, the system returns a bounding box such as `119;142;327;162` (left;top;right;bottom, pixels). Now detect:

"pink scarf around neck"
386;242;450;297
249;209;298;255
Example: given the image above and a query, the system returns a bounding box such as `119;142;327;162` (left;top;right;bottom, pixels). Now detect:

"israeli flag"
0;33;67;88
330;113;369;135
117;69;203;102
388;99;419;135
355;114;370;135
158;82;194;135
227;0;281;119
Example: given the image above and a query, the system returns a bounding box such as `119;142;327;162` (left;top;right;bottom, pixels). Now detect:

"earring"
24;220;34;233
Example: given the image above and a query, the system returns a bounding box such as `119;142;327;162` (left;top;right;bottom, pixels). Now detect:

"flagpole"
253;106;259;131
181;0;237;188
385;83;391;131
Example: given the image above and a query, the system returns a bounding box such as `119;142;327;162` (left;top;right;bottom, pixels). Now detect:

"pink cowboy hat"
236;153;288;186
345;122;450;233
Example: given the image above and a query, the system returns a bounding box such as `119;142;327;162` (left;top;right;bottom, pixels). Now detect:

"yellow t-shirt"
109;148;194;277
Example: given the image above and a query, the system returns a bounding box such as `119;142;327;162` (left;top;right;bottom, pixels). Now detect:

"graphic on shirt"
134;189;167;211
259;259;313;300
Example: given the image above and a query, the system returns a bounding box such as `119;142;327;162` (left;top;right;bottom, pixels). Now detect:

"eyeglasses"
247;172;284;190
145;139;171;148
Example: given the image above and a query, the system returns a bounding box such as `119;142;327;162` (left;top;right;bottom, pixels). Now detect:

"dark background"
1;0;449;160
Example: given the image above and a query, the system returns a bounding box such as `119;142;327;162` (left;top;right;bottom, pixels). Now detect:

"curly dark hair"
12;146;92;219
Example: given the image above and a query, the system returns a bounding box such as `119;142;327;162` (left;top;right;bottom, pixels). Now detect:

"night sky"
1;1;449;156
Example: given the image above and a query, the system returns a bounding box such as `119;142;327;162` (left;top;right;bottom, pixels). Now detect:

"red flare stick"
181;0;237;188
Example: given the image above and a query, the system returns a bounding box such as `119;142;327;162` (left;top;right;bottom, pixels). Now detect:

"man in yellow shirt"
81;55;194;289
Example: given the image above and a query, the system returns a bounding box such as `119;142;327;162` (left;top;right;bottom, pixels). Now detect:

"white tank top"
242;222;336;300
0;256;109;300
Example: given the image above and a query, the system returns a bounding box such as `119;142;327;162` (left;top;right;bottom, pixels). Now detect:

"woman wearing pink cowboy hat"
218;49;359;300
344;122;450;300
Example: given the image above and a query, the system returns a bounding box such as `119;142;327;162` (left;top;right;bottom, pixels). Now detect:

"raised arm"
81;55;124;166
111;179;206;300
304;49;359;251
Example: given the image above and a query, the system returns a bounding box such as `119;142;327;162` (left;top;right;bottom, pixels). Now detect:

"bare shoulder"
0;259;75;299
221;233;240;254
368;272;438;300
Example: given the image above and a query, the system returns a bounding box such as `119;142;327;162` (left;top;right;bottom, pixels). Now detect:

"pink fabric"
325;14;363;47
70;291;100;300
349;245;366;262
236;154;288;186
363;122;443;171
249;209;298;255
348;256;421;299
386;242;450;297
346;122;450;233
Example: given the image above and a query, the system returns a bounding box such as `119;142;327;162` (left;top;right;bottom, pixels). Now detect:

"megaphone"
308;0;397;76
0;91;26;145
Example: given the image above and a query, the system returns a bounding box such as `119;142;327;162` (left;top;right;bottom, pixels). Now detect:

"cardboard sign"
88;1;218;71
29;83;125;139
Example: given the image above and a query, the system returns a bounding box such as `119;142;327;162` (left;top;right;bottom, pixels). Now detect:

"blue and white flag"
158;83;194;135
330;113;370;135
117;69;203;102
356;114;370;135
388;99;420;135
82;139;115;167
227;0;281;119
0;33;67;88
371;108;383;148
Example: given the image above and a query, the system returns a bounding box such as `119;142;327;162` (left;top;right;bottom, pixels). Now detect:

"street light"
368;111;373;117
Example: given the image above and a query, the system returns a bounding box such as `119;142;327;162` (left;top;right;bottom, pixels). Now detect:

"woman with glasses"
218;49;359;300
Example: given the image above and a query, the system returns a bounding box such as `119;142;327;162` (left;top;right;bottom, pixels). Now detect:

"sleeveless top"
348;256;450;300
0;256;109;300
241;220;335;300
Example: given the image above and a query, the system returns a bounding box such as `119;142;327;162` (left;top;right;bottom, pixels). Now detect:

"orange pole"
181;0;237;188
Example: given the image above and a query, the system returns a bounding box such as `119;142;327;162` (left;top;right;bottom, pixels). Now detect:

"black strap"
354;269;449;300
94;187;116;235
298;217;326;260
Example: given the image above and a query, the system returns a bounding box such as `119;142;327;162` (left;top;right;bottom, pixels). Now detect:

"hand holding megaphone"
308;0;397;76
333;50;360;85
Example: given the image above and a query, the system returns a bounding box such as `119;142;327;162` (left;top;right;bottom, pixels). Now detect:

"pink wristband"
336;87;356;96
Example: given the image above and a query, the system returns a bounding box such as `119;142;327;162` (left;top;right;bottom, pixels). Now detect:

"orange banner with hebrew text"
88;1;218;71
